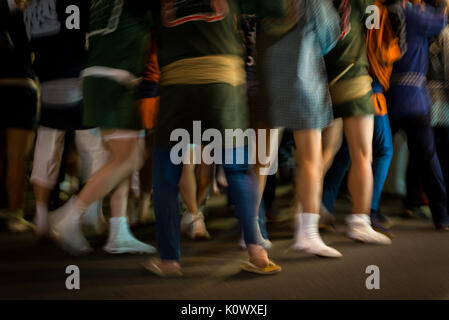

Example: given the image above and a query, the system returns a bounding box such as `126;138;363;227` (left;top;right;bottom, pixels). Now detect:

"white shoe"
7;210;34;233
82;200;107;235
49;198;93;255
103;217;156;254
104;236;157;254
181;211;210;240
292;213;342;258
346;214;392;245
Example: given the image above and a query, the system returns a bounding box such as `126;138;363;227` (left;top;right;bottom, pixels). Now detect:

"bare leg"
179;163;199;214
294;130;324;214
110;178;130;218
6;128;34;212
196;163;213;207
343;116;374;214
139;132;153;223
253;127;283;204
76;133;142;209
322;118;344;174
343;116;391;244
292;129;342;258
179;160;211;239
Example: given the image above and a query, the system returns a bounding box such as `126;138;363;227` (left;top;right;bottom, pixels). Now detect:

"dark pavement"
1;187;449;300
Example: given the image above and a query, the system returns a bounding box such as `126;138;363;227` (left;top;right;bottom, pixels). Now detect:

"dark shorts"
39;101;85;131
0;86;37;130
154;83;249;147
333;91;374;119
83;77;142;130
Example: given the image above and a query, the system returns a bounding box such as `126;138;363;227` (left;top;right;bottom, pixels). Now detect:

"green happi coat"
153;0;287;147
82;0;154;130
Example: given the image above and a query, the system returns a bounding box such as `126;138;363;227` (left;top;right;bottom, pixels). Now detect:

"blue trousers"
322;114;394;213
390;115;449;227
152;146;265;260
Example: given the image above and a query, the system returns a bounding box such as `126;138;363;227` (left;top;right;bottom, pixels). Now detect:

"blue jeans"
322;115;394;213
152;146;265;260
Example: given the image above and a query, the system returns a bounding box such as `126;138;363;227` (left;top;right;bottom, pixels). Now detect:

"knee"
115;144;144;171
374;142;393;161
301;160;323;181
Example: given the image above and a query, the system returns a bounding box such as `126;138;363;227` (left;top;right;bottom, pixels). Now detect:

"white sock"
346;213;371;225
294;213;342;258
296;213;320;239
107;217;130;241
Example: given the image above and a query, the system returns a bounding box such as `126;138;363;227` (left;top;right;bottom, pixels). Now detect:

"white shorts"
31;126;109;188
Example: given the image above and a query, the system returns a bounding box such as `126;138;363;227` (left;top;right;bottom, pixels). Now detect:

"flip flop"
142;258;183;277
240;260;282;275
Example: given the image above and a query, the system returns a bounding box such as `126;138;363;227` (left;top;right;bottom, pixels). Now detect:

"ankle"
159;259;181;271
248;244;269;265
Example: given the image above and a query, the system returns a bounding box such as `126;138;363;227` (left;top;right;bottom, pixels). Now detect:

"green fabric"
83;77;141;130
155;84;248;147
153;0;286;146
86;1;152;76
325;0;374;81
156;0;287;68
333;90;374;119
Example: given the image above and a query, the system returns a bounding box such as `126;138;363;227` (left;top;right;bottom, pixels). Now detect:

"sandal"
142;258;183;277
240;259;282;275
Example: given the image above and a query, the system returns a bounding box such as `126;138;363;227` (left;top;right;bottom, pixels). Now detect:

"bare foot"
247;244;270;268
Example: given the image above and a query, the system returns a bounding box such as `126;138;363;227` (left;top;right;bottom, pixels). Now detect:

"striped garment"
258;0;341;130
428;25;449;127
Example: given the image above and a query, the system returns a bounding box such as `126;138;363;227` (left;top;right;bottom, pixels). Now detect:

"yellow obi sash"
161;55;245;87
329;75;373;105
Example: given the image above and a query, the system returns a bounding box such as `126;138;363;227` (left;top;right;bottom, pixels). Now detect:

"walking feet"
241;244;281;275
49;198;156;256
292;213;343;258
49;198;92;256
346;214;392;245
103;217;156;254
142;258;183;277
181;211;211;240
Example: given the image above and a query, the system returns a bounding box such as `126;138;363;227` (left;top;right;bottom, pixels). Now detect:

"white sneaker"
292;213;342;258
346;214;392;245
181;211;210;240
103;217;156;254
82;200;107;235
49;198;93;255
104;236;157;254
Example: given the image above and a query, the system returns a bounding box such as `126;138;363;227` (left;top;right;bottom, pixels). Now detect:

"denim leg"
322;139;351;213
152;147;183;261
371;115;394;212
222;147;261;245
258;201;268;240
